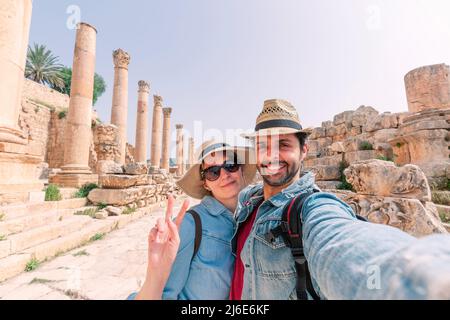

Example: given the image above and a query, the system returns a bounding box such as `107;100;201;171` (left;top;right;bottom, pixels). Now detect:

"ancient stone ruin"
0;0;448;285
304;63;450;235
336;160;446;237
0;1;189;282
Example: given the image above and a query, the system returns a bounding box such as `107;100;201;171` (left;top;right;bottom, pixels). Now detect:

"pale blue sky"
29;0;450;157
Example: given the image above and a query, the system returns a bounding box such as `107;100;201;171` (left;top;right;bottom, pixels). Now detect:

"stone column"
51;22;98;188
111;48;130;165
161;107;172;171
176;124;184;176
188;137;195;169
405;64;450;113
135;81;150;163
0;0;45;203
150;95;163;170
0;0;32;145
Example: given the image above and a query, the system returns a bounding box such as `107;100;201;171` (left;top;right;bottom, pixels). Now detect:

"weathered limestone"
93;124;121;174
311;165;341;181
96;161;123;175
105;206;122;216
135;81;150;163
88;184;158;207
344;150;378;164
176;124;184;176
125;142;135;164
0;0;32;145
161;107;172;171
364;112;400;132
303;98;450;197
304;154;342;168
188;137;195;169
344;159;431;201
150;95;163;170
111;49;130;165
405;64;450;113
388;108;450;187
332;159;447;237
50;23;98;188
0;0;45;204
335;192;447;237
124;162;148;175
98;174;151;189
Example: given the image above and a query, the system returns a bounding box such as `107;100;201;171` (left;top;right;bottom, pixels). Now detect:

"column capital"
138;80;150;93
176;124;183;130
153;95;163;106
113;49;130;69
162;107;172;116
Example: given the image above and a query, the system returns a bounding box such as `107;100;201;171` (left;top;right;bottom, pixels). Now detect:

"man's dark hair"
296;132;308;149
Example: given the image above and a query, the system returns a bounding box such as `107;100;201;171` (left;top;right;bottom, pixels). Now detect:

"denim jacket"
162;195;236;300
234;171;450;300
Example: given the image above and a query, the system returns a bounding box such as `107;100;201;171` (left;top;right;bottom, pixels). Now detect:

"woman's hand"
135;195;190;300
147;195;190;277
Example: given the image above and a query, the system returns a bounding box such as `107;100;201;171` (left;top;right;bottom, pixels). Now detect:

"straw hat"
242;99;310;139
176;140;257;200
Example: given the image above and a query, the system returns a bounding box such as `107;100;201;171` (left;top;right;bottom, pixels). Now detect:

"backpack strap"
188;210;202;260
266;189;368;300
265;189;321;300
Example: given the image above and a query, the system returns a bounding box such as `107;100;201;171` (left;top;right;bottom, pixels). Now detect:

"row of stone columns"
0;1;190;189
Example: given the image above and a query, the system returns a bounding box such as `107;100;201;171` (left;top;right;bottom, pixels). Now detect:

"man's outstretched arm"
301;192;450;300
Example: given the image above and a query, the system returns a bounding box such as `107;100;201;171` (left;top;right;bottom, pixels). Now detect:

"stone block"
124;162;148;175
335;192;447;237
344;159;431;201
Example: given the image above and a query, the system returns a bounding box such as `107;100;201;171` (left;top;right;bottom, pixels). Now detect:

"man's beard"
259;160;302;187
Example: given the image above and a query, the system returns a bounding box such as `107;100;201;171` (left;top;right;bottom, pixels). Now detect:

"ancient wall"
19;79;102;173
22;79;70;111
126;143;136;164
46;111;67;168
304;105;450;190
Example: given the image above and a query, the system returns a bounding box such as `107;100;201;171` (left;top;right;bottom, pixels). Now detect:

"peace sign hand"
146;195;190;286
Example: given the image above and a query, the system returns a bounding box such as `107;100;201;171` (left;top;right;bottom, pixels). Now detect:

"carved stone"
344;159;431;201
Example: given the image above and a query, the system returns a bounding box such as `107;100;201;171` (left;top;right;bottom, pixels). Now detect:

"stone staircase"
0;197;171;283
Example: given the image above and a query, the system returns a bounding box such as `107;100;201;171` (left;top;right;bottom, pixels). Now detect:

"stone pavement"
0;200;195;300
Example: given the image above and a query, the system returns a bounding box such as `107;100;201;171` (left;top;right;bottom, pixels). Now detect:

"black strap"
283;190;321;300
188;210;202;260
271;189;368;300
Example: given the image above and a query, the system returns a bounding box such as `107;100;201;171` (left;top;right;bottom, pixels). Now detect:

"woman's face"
202;152;245;201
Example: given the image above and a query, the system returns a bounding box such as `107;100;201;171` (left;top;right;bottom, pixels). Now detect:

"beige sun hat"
176;140;257;200
242;99;311;139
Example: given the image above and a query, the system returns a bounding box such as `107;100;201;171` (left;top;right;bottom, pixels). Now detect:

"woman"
133;140;256;300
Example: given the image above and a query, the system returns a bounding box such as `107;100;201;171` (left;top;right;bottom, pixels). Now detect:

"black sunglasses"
200;162;241;182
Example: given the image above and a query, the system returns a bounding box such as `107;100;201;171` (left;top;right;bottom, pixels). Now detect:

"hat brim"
241;127;310;139
176;146;257;200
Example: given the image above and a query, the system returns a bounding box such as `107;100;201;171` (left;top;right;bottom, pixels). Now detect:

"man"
229;99;450;300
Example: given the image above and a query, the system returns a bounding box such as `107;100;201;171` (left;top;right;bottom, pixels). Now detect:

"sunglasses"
200;162;241;182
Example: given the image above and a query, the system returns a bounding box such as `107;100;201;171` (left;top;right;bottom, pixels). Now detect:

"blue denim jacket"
234;171;450;300
161;195;236;300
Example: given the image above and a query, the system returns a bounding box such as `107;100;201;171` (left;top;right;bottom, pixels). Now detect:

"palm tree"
25;44;65;90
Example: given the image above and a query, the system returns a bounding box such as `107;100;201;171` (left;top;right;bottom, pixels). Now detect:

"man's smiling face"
255;133;307;187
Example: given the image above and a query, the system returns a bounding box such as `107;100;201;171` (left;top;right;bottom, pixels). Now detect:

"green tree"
55;67;106;106
25;44;65;90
